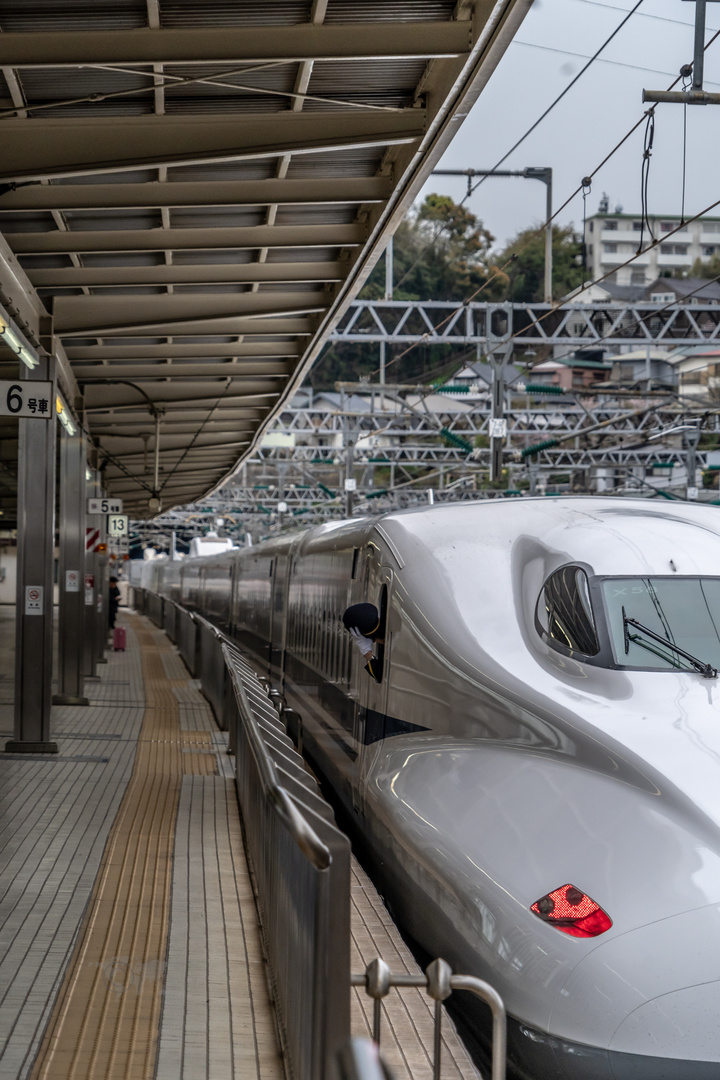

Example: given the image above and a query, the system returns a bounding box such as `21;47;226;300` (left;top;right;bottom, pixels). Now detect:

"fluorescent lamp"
56;394;76;436
0;313;39;369
18;345;38;369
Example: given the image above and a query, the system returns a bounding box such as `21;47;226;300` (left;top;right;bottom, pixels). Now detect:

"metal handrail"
352;958;506;1080
223;644;331;871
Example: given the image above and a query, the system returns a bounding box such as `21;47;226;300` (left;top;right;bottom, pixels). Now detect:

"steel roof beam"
0;178;392;212
68;316;313;339
0;111;425;183
52;290;329;335
65;342;300;360
93;424;256;436
29;261;345;289
0;23;469;66
84;386;279;406
11;224;365;254
74;362;294;379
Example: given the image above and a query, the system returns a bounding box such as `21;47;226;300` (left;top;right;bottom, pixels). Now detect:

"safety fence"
353;959;506;1080
131;588;507;1080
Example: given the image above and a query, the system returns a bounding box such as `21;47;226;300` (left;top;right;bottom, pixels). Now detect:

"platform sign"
0;381;53;419
108;514;128;537
88;497;122;515
25;586;43;615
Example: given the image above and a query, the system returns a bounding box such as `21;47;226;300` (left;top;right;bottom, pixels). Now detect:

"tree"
309;194;505;387
494;225;584;302
689;252;720;281
360;193;506;303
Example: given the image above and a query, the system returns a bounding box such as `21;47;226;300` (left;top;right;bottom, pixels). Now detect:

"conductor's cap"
342;603;380;636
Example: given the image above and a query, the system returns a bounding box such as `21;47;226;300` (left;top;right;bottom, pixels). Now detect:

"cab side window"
536;565;599;656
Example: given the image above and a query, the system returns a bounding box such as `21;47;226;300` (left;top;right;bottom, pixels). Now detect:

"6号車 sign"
0;380;53;418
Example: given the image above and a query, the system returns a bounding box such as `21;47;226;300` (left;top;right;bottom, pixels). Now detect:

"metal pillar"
345;417;356;517
684;428;701;499
54;422;89;706
94;477;108;664
488;308;513;484
83;468;97;677
8;354;58;753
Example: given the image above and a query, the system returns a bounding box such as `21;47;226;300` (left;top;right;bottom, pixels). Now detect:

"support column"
83;468;97;678
344;417;356;517
8;354;58;753
54;422;89;706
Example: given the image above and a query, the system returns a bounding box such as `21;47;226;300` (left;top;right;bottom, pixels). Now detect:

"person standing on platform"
108;576;121;629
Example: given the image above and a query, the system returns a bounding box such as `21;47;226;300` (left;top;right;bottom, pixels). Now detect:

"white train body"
158;498;720;1079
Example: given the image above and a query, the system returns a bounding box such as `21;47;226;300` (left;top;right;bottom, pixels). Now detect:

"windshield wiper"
622;606;718;678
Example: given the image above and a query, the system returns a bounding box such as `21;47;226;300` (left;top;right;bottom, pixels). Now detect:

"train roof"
378;497;720;579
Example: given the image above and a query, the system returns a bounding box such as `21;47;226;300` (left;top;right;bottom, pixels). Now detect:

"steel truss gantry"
330;299;720;347
135;296;720;537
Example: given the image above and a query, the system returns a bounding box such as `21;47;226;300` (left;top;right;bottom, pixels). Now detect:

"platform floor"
0;608;479;1080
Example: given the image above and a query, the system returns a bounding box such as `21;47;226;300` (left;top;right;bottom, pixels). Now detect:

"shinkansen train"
156;498;720;1079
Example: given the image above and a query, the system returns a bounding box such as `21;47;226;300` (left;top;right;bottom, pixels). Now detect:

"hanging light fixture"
0;307;39;369
55;394;77;435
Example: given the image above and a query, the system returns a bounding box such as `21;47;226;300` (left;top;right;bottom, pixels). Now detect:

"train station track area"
0;608;480;1080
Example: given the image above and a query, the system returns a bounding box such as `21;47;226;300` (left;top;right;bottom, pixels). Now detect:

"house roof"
644;278;720;301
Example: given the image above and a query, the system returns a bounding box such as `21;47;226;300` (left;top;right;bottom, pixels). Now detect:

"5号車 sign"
0;380;53;419
87;497;123;515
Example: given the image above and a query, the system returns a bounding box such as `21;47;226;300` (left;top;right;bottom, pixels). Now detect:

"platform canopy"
0;0;529;517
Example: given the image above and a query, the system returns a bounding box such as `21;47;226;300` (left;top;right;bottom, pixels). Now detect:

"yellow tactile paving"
29;618;195;1080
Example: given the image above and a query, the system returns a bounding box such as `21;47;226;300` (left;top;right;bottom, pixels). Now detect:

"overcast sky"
417;0;720;254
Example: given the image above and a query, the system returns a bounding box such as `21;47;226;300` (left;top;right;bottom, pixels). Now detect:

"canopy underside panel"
0;0;529;516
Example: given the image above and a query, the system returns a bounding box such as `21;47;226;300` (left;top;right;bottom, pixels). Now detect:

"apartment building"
584;210;720;286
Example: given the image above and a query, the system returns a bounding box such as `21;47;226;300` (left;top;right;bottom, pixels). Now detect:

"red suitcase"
113;627;126;651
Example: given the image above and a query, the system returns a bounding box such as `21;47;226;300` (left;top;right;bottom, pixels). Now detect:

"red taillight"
531;884;612;938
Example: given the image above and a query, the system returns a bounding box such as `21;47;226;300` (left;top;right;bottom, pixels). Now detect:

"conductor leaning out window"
343;603;384;683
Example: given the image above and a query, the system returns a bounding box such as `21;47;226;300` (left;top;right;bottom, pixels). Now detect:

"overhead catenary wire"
392;1;646;294
466;0;646;200
370;25;720;384
159;378;236;497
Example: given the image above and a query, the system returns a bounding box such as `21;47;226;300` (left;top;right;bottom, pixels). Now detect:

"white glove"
349;627;374;657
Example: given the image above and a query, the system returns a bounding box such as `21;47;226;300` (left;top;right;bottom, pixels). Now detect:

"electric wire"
512;39;720;84
158;378;236;496
466;0;645;200
576;0;719;31
393;21;720;347
392;2;646;294
370;26;720;382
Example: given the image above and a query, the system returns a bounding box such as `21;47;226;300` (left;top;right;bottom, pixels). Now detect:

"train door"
270;552;290;685
352;554;393;814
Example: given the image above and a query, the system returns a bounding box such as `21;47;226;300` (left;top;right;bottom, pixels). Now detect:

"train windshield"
602;577;720;671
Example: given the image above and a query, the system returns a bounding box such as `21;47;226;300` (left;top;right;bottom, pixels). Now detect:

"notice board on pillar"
0;381;53;418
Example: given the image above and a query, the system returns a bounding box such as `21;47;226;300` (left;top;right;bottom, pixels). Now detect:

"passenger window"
536;565;599;657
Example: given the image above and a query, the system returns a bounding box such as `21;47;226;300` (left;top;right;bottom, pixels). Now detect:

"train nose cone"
609;979;720;1059
550;903;720;1064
